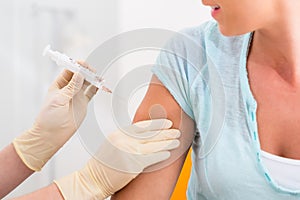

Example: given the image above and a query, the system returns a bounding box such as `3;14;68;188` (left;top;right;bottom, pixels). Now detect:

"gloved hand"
13;64;98;171
54;119;180;200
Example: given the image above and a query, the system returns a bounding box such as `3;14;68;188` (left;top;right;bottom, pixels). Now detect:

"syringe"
43;45;112;93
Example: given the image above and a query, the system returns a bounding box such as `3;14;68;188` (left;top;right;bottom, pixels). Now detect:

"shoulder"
163;20;217;51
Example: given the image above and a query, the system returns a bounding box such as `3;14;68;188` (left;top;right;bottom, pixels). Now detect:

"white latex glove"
54;119;180;200
13;65;98;171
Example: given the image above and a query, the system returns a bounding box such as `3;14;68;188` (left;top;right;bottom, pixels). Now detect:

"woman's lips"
211;6;221;19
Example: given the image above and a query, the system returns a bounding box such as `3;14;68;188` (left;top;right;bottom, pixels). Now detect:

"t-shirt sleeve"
151;32;197;120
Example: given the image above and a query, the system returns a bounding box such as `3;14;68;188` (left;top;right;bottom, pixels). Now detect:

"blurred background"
0;0;210;198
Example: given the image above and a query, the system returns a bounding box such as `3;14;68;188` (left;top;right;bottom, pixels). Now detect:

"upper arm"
111;75;195;200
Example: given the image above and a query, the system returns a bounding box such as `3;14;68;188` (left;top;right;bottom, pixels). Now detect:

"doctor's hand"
13;65;97;172
54;119;180;200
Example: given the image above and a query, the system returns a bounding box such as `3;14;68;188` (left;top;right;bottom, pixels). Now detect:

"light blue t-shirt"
152;20;300;199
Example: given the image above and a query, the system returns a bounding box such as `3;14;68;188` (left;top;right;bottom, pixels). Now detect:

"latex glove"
13;65;98;171
54;119;180;200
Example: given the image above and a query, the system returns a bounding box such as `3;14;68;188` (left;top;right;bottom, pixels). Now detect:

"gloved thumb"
61;72;84;100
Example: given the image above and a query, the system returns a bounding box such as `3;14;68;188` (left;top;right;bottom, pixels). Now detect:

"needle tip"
102;86;112;93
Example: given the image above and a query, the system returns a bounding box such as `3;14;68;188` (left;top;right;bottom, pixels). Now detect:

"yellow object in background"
171;149;192;200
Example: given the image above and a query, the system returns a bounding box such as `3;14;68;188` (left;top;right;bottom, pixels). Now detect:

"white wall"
119;0;210;31
0;0;210;198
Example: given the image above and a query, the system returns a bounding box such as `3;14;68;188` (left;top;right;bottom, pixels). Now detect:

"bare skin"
247;32;300;159
243;1;300;160
111;76;195;199
0;144;34;198
0;144;64;200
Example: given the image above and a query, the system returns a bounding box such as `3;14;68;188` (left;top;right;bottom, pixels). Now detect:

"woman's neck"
248;2;300;86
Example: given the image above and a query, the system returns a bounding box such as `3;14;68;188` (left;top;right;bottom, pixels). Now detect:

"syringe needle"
102;86;112;93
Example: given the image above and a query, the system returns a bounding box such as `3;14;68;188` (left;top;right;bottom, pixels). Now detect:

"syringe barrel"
78;67;104;87
43;45;104;88
48;51;80;73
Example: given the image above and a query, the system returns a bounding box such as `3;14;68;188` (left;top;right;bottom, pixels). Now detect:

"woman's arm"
0;144;34;198
111;75;195;199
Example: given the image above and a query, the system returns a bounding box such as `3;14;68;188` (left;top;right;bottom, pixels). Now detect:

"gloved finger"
139;151;171;169
60;72;85;102
77;60;97;91
138;140;180;154
58;69;74;86
138;129;181;142
77;60;96;72
128;119;173;133
50;69;74;90
84;84;98;101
